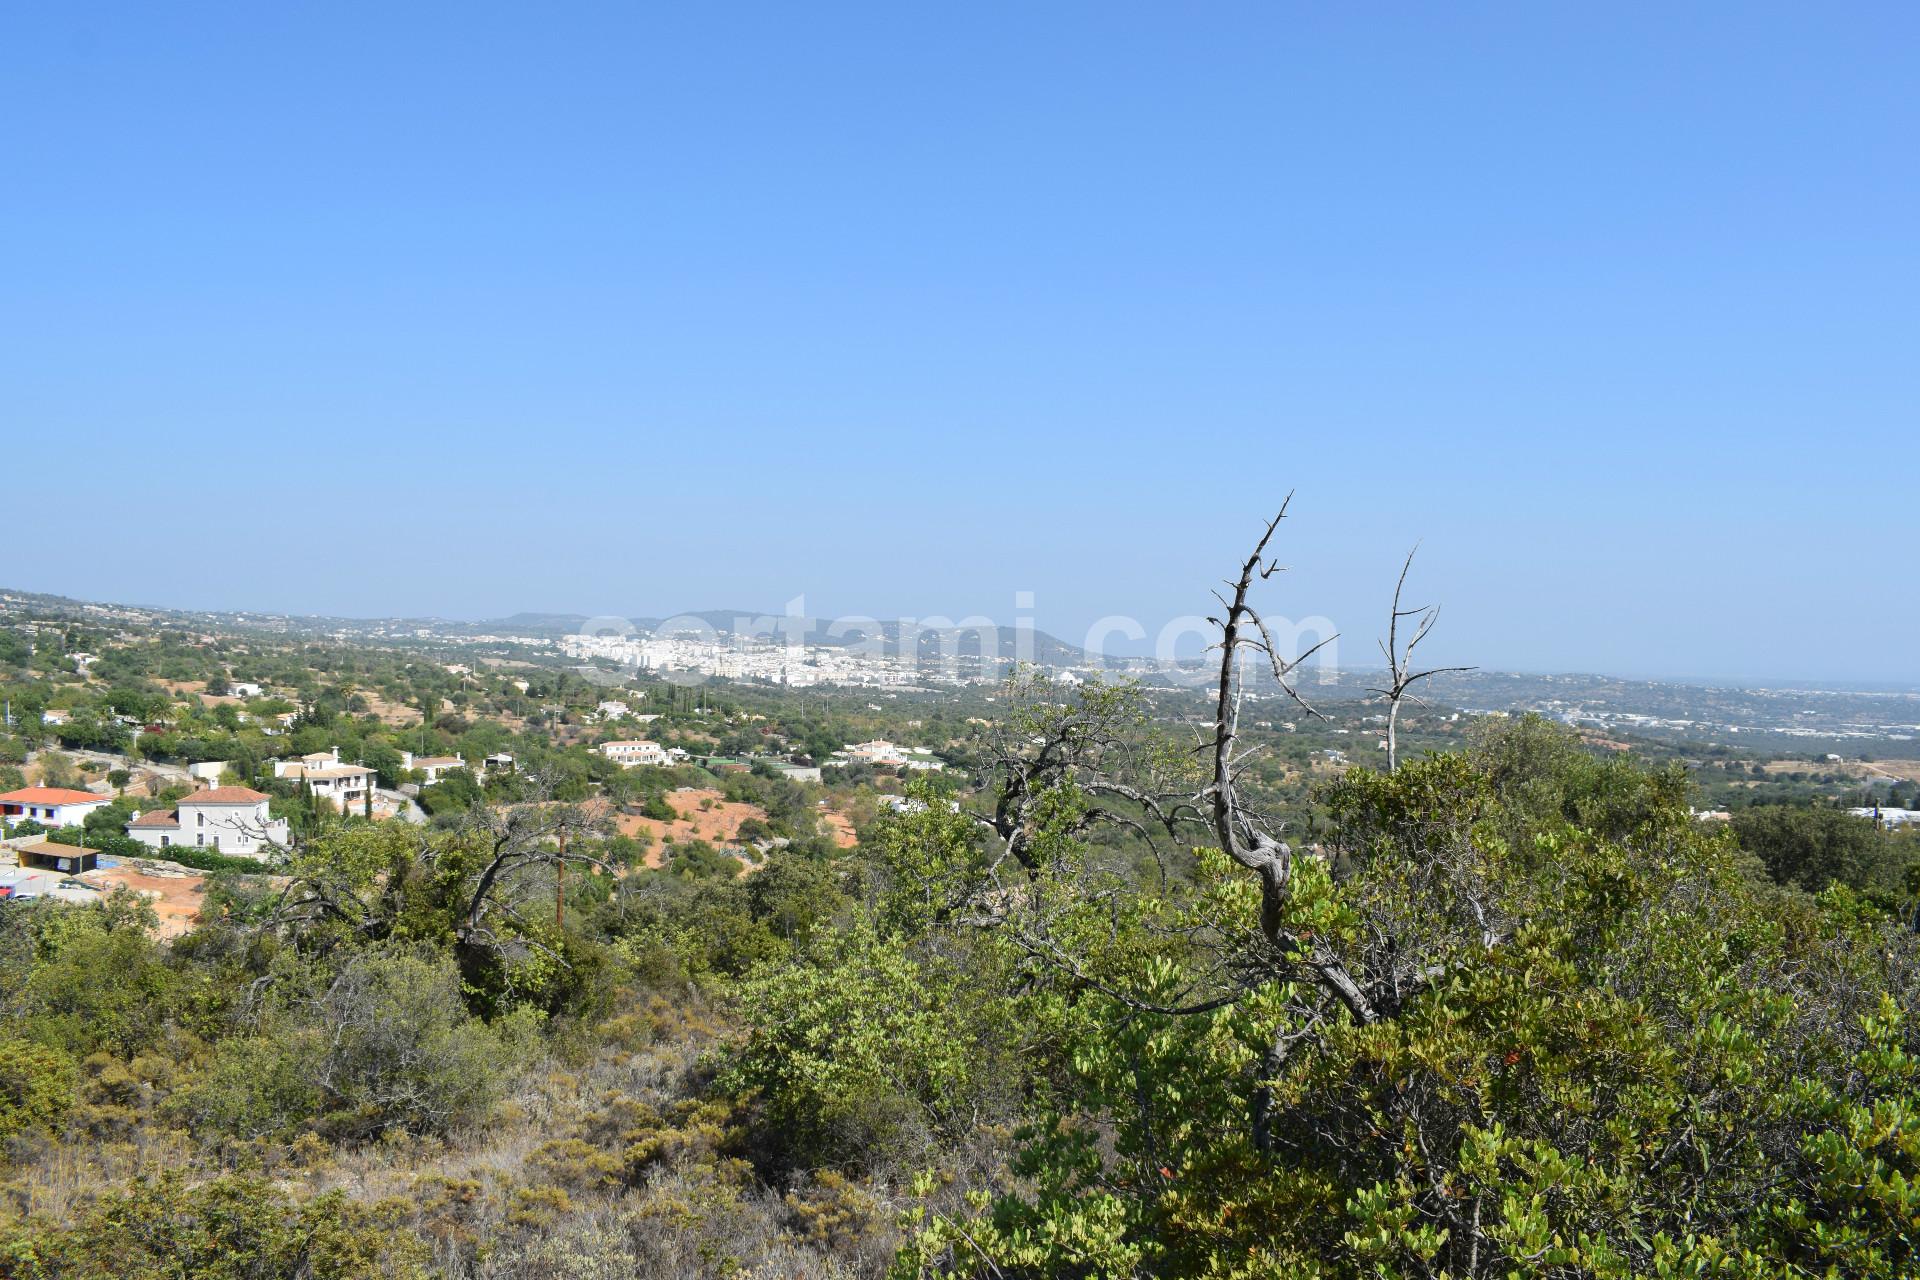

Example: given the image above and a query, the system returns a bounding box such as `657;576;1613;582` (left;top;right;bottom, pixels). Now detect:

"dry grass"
359;693;424;728
1757;757;1920;783
0;980;1006;1280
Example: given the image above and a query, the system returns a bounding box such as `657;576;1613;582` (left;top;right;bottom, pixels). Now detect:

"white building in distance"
187;761;230;788
274;748;375;811
842;739;909;766
1851;806;1920;828
838;740;946;771
402;751;468;785
601;739;670;768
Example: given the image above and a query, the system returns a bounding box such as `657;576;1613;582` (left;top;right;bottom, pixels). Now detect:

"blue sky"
3;3;1914;682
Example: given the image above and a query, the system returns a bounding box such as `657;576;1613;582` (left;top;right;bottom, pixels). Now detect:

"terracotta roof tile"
0;787;107;806
179;786;269;805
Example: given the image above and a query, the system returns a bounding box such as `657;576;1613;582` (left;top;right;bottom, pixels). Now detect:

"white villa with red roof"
0;786;111;828
126;785;289;859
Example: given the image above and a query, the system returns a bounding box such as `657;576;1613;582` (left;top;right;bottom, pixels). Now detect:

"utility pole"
555;828;567;930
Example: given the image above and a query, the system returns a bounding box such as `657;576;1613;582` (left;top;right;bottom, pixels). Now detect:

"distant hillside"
480;611;593;634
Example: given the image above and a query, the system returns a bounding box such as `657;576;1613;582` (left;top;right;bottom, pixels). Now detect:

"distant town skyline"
4;579;1914;694
4;4;1914;682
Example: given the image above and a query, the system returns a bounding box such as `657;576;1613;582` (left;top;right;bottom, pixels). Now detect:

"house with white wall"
403;751;468;785
273;748;375;811
836;740;945;771
0;786;110;829
842;739;909;766
126;786;290;859
187;761;231;788
601;739;670;767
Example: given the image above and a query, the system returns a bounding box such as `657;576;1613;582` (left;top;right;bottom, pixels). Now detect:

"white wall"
176;800;289;856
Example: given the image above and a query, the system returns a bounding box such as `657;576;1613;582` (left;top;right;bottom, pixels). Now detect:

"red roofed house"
125;786;290;860
0;786;111;829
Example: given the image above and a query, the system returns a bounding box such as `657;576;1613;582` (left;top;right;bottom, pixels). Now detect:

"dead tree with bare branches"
968;670;1199;880
1369;545;1474;771
888;500;1506;1154
444;794;610;966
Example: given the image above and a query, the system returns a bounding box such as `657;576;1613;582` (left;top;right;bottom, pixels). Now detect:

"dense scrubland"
3;568;1920;1279
0;683;1916;1278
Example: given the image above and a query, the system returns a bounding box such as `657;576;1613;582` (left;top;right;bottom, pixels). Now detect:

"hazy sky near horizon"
3;4;1915;682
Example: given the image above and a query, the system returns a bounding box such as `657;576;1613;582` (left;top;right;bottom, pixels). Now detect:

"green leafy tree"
34;751;80;789
1733;803;1897;893
897;738;1920;1278
20;890;174;1058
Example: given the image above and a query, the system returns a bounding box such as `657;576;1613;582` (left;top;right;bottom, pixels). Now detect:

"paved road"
0;865;99;902
377;788;427;824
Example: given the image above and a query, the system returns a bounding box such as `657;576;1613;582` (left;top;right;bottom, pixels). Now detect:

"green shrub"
169;1034;322;1143
0;1172;430;1278
0;1037;77;1141
723;919;1009;1167
21;901;174;1058
306;949;514;1140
